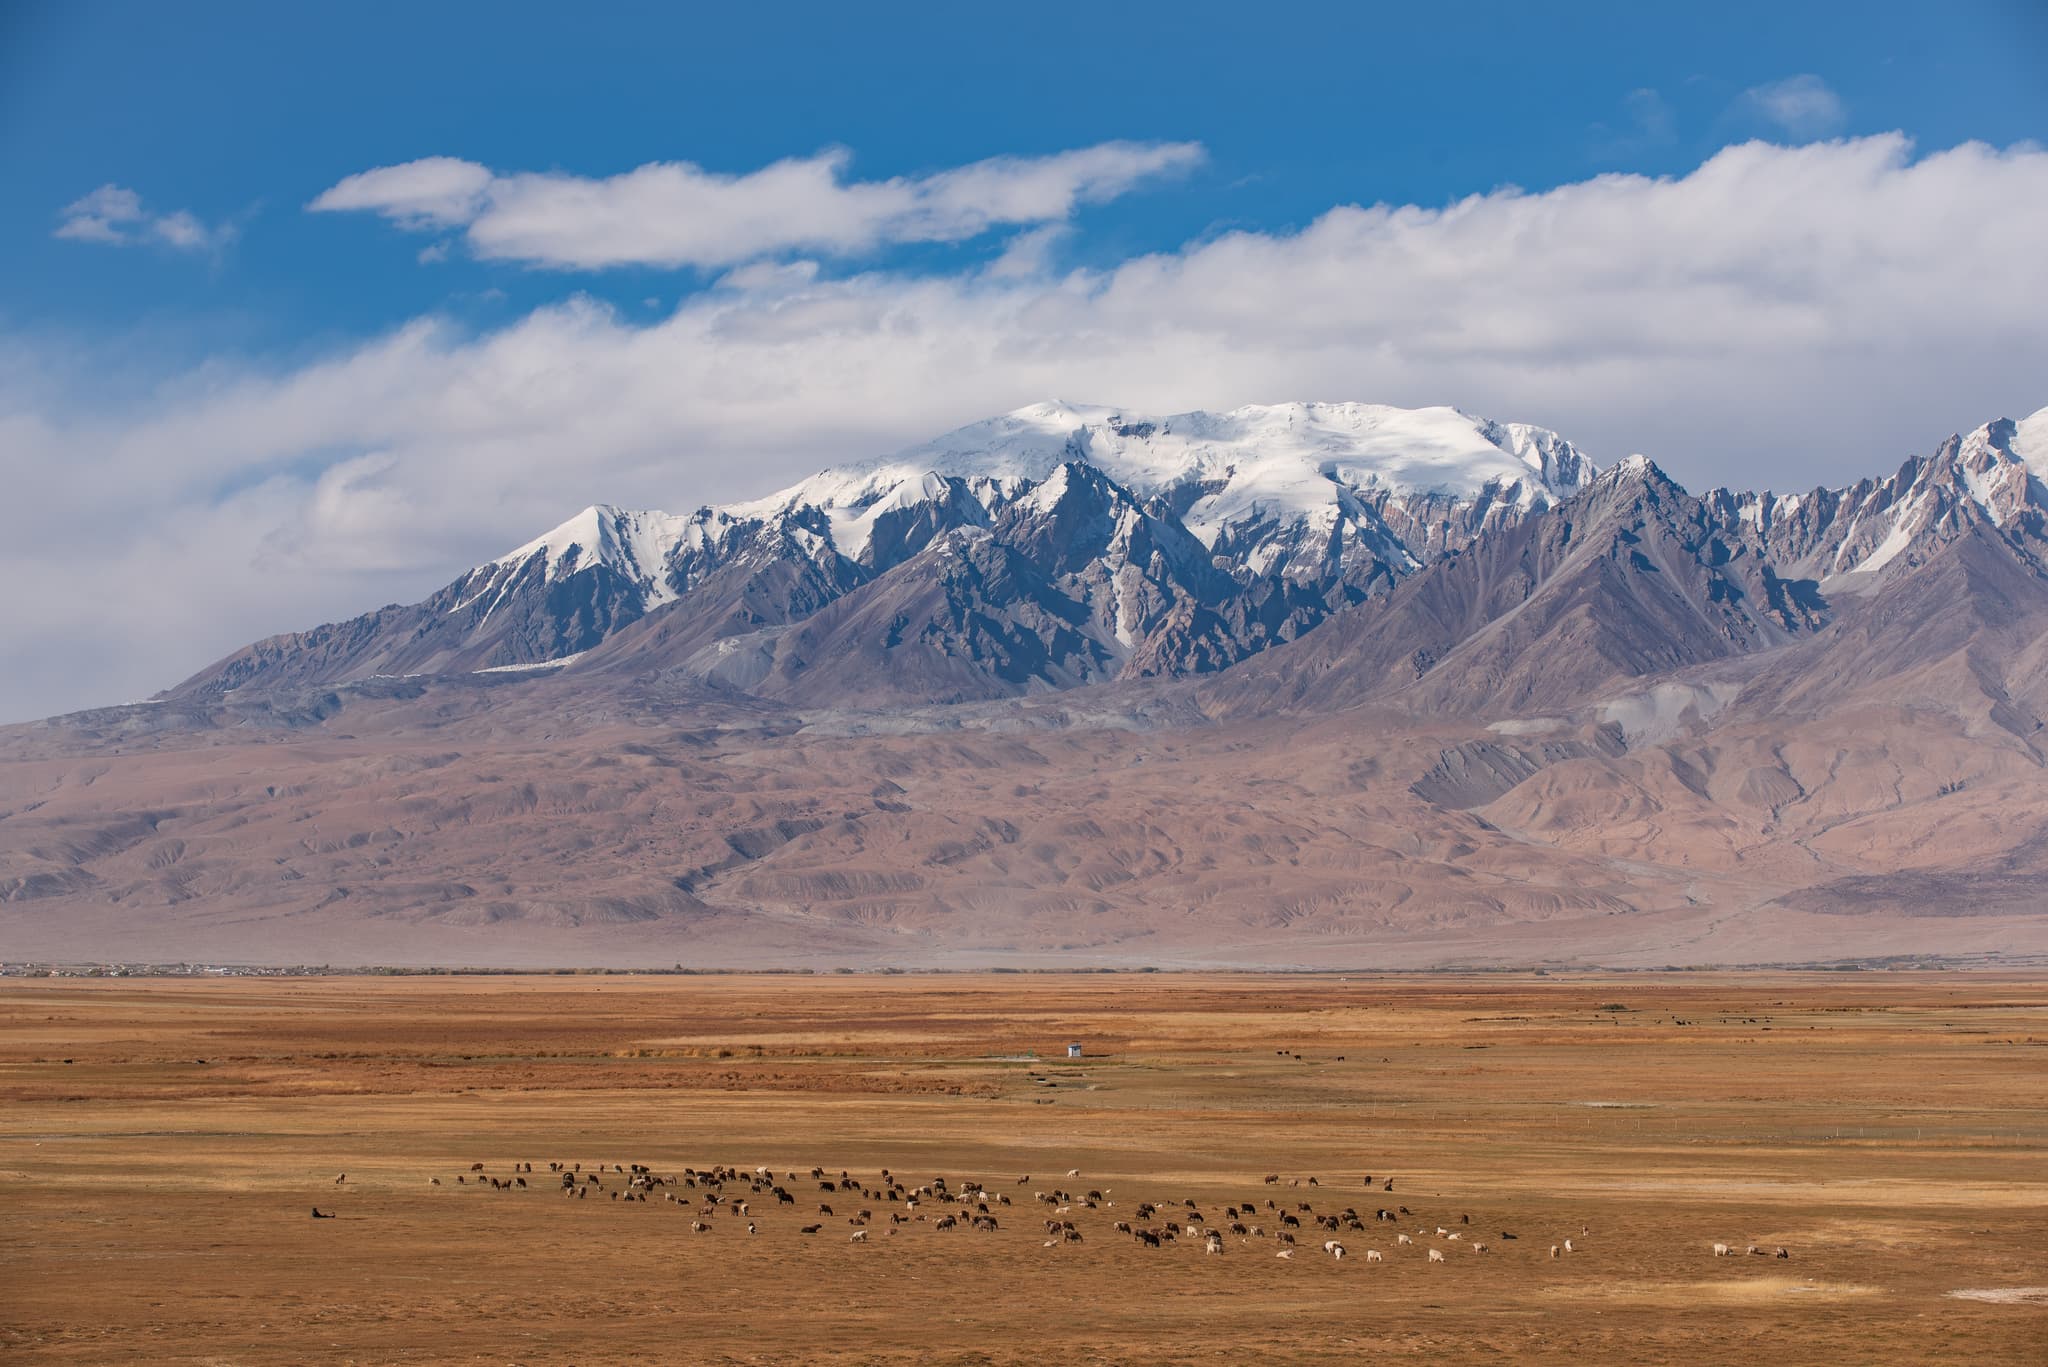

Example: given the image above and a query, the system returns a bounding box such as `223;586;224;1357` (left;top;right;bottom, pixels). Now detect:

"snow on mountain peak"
1988;404;2048;486
485;503;691;604
463;401;1603;591
740;400;1599;558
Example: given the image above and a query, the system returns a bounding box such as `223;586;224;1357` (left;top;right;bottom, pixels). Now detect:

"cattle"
1275;1248;1294;1259
799;1225;822;1235
310;1207;333;1218
1775;1246;1790;1259
1564;1239;1575;1253
333;1173;346;1185
1713;1242;1731;1257
1204;1232;1225;1255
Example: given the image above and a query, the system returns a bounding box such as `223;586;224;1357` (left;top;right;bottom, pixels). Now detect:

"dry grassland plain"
2;974;2045;1365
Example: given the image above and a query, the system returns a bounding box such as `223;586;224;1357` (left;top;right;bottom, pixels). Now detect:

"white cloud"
55;183;234;253
308;142;1207;270
6;134;2048;723
1741;75;1846;138
310;155;494;229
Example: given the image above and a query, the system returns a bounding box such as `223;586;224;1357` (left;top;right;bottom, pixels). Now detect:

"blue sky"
2;0;2047;721
7;1;2044;350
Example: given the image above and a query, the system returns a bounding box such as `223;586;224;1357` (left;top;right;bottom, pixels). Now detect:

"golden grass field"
2;973;2044;1365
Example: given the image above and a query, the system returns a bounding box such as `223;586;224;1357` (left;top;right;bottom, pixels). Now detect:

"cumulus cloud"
55;183;234;252
1741;75;1846;138
308;142;1207;270
6;134;2048;722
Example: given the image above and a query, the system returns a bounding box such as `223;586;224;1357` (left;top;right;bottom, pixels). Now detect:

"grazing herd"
321;1161;1789;1272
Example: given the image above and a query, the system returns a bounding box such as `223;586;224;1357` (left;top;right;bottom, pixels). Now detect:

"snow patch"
474;651;586;674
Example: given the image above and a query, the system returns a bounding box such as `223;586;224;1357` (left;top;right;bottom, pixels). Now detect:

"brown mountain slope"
3;660;2044;968
1200;457;1824;720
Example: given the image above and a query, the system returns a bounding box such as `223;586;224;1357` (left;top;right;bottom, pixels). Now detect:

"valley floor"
1;974;2044;1364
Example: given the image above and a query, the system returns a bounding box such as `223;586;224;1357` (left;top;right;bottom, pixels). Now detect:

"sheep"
1564;1239;1575;1253
849;1229;867;1242
1427;1248;1446;1263
1397;1234;1413;1246
1275;1248;1294;1259
1713;1242;1731;1257
1328;1243;1347;1260
1365;1249;1383;1263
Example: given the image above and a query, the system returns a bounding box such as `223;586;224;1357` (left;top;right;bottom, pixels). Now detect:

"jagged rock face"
166;400;2048;719
1704;417;2048;583
168;401;1593;703
1201;457;1834;720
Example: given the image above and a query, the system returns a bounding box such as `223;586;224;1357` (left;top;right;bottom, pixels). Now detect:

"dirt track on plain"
2;973;2044;1364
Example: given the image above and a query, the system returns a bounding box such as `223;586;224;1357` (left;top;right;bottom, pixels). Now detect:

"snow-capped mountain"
169;401;1599;701
28;400;2048;970
167;399;2048;712
1706;413;2048;583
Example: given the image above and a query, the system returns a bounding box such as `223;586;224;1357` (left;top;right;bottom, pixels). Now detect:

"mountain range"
4;399;2046;969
